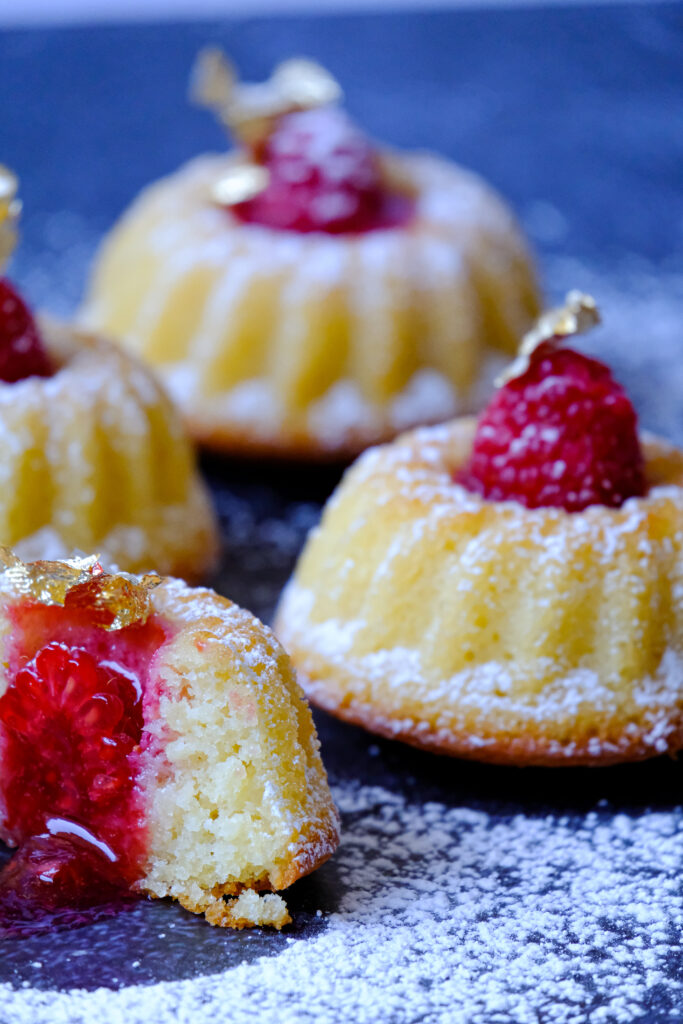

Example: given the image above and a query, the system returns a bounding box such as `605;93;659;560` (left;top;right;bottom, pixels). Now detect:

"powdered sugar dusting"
281;582;683;759
2;779;681;1022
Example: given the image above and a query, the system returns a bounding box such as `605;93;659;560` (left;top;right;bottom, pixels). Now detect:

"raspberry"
457;345;646;512
234;107;413;235
0;278;52;383
0;605;169;935
0;642;143;860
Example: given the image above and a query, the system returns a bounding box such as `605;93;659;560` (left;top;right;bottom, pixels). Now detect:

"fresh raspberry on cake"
457;338;646;513
0;550;339;937
234;106;411;234
0;278;52;382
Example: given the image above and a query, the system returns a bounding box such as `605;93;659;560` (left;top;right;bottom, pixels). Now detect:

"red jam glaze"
233;107;414;235
0;278;53;383
0;602;170;936
0;831;140;938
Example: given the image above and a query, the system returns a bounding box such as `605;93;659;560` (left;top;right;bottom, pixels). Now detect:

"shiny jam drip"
0;278;53;383
0;830;140;938
0;603;167;936
232;107;414;235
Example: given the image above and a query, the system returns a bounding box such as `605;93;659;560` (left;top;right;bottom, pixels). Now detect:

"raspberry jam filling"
0;829;141;939
0;603;168;936
0;278;53;384
232;107;414;236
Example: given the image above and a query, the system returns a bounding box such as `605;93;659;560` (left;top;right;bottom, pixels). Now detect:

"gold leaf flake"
191;48;342;148
0;165;21;270
496;291;601;387
190;47;237;114
0;547;161;631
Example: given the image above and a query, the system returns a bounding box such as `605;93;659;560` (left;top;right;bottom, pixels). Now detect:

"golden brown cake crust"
275;420;683;767
188;415;395;463
295;667;683;768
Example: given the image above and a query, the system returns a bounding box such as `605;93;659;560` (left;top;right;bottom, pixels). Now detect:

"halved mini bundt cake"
0;551;339;932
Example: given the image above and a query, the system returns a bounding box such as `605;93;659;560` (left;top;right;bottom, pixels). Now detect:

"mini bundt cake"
275;294;683;766
81;52;540;460
0;166;217;579
0;550;339;934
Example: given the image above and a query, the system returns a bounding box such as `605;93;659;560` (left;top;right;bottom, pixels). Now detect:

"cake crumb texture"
204;891;291;930
138;579;340;904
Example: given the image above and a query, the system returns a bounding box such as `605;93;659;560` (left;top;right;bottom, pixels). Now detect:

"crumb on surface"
203;890;291;930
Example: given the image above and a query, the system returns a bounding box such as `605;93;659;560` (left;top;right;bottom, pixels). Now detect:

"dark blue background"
2;2;683;273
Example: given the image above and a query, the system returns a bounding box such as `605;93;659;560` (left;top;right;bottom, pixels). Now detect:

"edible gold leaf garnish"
0;165;21;271
190;47;237;114
0;547;161;631
496;291;601;387
191;48;342;149
210;163;270;207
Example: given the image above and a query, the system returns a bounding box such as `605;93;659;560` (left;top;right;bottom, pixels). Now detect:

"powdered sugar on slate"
1;780;681;1024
